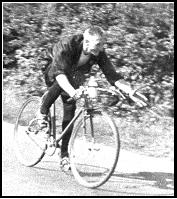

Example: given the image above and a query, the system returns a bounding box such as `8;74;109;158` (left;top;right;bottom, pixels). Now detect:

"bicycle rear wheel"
69;109;120;188
14;96;46;167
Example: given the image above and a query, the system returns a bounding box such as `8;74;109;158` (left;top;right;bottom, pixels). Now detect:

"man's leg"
38;81;62;130
60;92;76;158
40;81;62;115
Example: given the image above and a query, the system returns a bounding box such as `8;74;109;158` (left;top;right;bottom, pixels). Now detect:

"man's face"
83;34;105;56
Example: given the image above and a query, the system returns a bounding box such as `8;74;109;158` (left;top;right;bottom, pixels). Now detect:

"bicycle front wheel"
14;96;46;167
69;109;120;188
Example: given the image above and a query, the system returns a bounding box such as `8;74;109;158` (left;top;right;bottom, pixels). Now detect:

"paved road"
2;121;174;196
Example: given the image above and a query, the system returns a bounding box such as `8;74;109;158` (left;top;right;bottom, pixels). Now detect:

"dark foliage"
3;3;174;117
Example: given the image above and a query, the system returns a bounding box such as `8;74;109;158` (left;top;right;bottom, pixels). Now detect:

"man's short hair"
85;26;105;37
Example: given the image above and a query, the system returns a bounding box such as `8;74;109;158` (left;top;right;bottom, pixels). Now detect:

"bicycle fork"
82;110;100;152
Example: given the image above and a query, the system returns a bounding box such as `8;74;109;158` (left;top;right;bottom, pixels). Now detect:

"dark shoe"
36;112;49;139
36;112;48;129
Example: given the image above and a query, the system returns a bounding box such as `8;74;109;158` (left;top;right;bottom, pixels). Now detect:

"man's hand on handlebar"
114;80;148;107
129;90;148;107
71;86;84;101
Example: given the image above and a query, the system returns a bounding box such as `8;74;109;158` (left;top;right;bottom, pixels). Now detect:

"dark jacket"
46;34;123;88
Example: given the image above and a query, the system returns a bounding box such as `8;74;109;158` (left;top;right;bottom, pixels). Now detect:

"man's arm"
56;74;76;98
51;36;78;97
97;50;127;86
56;74;83;100
97;50;148;106
97;50;138;94
51;35;85;100
114;79;133;94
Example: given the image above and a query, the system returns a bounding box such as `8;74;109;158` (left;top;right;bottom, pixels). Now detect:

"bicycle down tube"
54;107;83;144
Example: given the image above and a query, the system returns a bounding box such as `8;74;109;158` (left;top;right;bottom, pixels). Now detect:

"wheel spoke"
69;109;120;188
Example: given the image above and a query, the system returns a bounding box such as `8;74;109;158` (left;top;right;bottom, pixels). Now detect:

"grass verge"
3;83;174;161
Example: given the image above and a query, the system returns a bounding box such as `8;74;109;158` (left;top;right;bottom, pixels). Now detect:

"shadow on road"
33;160;60;171
26;160;174;196
112;171;174;190
33;159;174;191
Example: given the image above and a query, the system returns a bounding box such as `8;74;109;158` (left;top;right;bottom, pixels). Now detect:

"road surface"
2;121;174;196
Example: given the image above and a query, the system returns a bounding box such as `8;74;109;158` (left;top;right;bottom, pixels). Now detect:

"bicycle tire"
14;96;46;167
69;109;120;188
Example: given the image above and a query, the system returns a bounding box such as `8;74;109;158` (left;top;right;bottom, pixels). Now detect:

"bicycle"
14;79;148;188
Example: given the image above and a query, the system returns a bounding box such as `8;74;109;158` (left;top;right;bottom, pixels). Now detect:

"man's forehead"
85;34;104;43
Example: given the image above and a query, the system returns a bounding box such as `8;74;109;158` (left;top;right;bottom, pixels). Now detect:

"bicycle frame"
49;92;98;148
48;83;140;149
14;82;149;187
50;103;84;147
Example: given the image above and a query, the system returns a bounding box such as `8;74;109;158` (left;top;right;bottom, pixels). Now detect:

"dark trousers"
40;81;76;158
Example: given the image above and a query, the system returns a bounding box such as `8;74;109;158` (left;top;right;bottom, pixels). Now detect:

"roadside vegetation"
3;3;174;160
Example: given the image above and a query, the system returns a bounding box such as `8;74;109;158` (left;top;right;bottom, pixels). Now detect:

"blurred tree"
3;3;174;117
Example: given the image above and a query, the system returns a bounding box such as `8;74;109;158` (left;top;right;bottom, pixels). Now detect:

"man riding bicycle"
38;26;146;171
